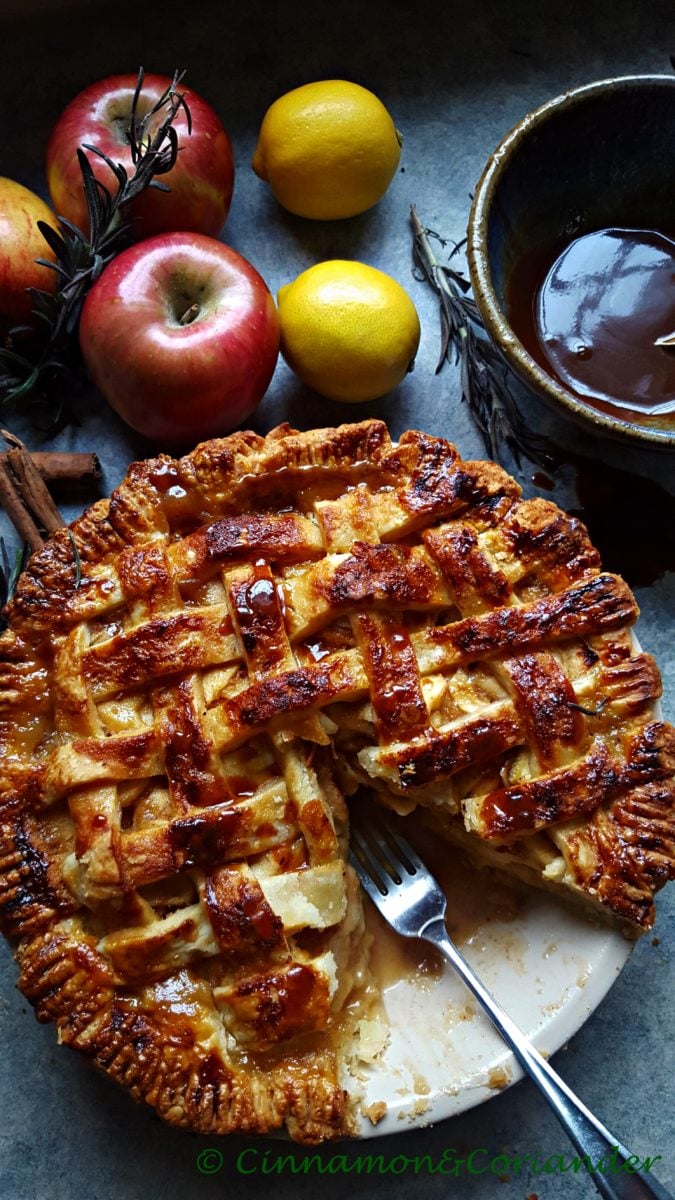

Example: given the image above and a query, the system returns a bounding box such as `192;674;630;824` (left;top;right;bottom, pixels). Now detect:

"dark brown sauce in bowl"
508;228;675;425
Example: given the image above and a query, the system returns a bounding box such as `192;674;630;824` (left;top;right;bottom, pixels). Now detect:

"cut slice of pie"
0;419;673;1142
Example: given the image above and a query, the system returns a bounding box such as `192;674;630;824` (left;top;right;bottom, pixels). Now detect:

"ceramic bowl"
467;75;675;450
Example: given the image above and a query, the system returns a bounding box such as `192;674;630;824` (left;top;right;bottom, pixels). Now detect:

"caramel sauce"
198;1051;228;1088
363;824;525;994
170;808;242;868
531;471;554;491
277;962;318;1010
224;773;258;798
532;443;675;587
146;460;215;530
237;573;277;621
303;637;332;662
300;620;355;664
205;870;283;950
507;235;675;585
366;902;441;989
568;456;675;587
507;227;675;424
360;618;429;744
147;461;183;494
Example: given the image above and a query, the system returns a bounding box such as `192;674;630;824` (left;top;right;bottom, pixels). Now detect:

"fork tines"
350;811;422;896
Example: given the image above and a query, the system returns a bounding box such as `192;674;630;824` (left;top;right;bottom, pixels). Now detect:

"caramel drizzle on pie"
0;420;673;1144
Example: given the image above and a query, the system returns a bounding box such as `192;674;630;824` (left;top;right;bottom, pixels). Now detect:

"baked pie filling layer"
0;420;673;1142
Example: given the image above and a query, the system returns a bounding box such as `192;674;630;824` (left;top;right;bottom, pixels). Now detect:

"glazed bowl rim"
467;73;675;451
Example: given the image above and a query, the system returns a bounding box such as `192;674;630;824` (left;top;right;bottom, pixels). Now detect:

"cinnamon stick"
0;459;44;550
30;451;101;488
5;446;64;535
1;432;101;490
0;431;67;549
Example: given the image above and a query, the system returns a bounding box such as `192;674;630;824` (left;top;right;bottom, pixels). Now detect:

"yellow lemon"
277;260;421;402
252;80;402;220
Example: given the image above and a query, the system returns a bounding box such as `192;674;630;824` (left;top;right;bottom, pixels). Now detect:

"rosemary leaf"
0;67;191;421
567;697;609;717
67;529;82;589
36;221;69;260
0;537;30;631
0;538;8;598
410;204;553;468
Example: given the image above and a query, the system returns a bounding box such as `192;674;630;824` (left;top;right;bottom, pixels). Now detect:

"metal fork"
351;814;673;1200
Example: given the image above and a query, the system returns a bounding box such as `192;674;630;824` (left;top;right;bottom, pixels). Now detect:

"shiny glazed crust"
1;419;674;1141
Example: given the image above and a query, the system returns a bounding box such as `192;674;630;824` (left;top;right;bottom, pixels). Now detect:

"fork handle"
422;918;672;1200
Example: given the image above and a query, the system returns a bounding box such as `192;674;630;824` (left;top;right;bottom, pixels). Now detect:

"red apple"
79;233;280;443
0;177;59;327
46;74;234;240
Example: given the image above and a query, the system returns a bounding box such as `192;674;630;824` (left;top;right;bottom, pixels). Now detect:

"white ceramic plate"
353;639;656;1139
355;871;632;1138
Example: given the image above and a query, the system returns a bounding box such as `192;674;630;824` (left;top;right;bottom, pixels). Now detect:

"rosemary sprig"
411;204;552;467
568;697;609;718
0;68;191;425
0;537;30;632
66;529;82;589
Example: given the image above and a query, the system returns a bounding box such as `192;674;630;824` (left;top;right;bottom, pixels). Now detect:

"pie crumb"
357;1016;389;1062
487;1065;511;1090
409;1096;431;1117
362;1100;387;1125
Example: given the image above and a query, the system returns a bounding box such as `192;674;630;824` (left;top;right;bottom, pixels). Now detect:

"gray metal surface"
0;1;673;1197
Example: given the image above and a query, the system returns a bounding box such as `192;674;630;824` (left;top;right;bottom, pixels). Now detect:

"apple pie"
0;420;673;1142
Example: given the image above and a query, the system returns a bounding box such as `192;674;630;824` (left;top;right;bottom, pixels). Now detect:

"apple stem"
179;303;200;326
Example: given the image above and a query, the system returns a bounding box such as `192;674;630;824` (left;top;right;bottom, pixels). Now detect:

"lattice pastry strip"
54;624;136;912
424;519;587;775
97;856;343;969
59;512;326;628
314;492;431;749
224;558;344;882
38;573;643;803
57;544;185;914
120;782;294;888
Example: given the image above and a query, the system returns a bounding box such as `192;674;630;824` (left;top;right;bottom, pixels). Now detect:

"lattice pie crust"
1;421;673;1142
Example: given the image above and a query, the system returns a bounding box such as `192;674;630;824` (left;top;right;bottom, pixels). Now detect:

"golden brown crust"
0;418;674;1141
16;927;347;1141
